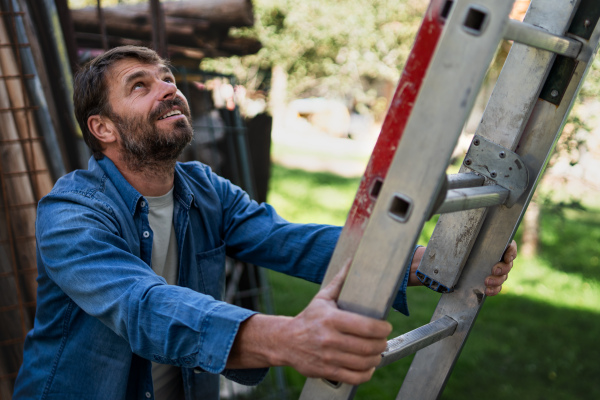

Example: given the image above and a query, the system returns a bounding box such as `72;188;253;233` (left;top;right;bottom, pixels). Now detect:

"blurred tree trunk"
269;65;287;136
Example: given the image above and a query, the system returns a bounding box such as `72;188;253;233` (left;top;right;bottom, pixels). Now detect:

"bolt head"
490;171;497;178
499;151;506;158
465;158;472;166
473;139;480;146
551;89;559;97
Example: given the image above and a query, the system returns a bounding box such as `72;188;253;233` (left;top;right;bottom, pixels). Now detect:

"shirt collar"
94;156;143;216
173;163;196;210
93;156;196;215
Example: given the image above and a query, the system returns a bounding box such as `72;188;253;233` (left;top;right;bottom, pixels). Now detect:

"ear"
87;114;118;145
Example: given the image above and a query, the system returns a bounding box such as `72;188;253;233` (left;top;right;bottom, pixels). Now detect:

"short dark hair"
73;46;167;159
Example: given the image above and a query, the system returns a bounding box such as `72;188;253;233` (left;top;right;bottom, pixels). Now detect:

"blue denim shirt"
13;156;410;400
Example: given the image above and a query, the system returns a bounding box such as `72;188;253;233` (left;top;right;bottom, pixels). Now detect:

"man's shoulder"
175;160;211;177
49;162;109;199
40;159;124;219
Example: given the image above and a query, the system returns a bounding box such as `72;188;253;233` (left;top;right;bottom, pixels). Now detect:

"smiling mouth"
158;110;183;120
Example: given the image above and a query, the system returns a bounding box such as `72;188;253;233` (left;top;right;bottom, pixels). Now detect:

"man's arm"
226;241;518;385
226;262;391;385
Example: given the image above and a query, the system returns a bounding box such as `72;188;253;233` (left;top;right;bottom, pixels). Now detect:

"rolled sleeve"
195;303;269;386
196;303;257;374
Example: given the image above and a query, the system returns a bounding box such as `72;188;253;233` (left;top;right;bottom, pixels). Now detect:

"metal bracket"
463;135;528;207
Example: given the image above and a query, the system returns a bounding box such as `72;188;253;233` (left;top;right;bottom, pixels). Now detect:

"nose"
157;79;177;100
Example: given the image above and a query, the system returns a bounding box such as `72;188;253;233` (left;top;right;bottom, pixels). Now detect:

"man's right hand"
226;262;392;385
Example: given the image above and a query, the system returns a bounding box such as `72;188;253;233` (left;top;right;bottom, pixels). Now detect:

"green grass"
263;163;600;400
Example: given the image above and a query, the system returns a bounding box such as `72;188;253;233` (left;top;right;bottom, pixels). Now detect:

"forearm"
226;313;290;369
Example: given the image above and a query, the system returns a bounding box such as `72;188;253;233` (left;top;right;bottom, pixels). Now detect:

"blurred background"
0;0;599;399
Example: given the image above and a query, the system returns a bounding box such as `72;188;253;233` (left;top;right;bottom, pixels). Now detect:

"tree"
202;0;428;117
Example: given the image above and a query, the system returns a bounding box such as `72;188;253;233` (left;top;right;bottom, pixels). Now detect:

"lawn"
263;163;600;400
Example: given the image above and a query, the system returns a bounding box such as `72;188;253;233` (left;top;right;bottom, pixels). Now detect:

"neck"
104;150;176;196
123;163;176;197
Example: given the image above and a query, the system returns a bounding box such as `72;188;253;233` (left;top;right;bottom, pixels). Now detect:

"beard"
108;97;193;174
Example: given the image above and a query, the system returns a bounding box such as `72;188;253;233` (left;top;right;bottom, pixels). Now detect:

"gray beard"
111;110;193;175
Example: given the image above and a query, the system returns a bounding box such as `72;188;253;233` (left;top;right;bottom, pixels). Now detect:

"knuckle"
320;351;336;365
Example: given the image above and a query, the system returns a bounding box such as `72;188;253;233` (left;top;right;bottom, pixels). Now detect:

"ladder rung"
504;19;582;59
435;185;509;215
447;173;485;190
379;316;458;369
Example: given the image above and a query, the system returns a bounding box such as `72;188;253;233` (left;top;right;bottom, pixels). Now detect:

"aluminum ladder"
299;0;600;399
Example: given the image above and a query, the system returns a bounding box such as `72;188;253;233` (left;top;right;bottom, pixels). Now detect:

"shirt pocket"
196;241;226;301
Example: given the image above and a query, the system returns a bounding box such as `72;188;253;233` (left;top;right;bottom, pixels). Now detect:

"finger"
316;365;377;386
308;323;389;357
330;310;393;339
503;240;518;263
318;258;352;302
492;260;512;277
323;351;383;373
485;273;508;288
485;284;502;296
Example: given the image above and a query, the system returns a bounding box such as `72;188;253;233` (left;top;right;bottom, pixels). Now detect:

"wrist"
227;314;293;369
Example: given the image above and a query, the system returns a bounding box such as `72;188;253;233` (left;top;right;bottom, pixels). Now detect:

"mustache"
149;97;191;122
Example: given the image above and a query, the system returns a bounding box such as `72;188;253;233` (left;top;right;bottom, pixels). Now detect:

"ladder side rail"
397;14;600;399
300;1;514;399
318;0;448;288
417;0;582;291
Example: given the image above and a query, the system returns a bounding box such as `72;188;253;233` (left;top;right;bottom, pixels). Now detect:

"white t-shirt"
146;188;184;400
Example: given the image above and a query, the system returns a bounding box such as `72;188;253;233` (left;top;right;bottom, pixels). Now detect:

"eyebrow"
123;65;174;87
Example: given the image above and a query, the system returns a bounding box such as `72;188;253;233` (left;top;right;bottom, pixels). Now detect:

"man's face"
104;58;193;171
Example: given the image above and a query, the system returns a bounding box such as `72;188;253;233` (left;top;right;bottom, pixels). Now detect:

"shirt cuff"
391;245;423;316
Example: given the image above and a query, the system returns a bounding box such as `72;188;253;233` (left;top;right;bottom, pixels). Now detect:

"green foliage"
202;0;427;113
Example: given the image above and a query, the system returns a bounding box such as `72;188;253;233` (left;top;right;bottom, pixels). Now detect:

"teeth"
159;110;182;120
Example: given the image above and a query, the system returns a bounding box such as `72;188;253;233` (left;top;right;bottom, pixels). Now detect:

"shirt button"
140;201;146;208
143;231;150;238
145;392;152;398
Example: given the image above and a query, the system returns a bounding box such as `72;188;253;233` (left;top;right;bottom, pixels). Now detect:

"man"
13;46;516;399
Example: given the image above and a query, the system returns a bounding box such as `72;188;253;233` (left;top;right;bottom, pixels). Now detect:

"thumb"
317;258;352;302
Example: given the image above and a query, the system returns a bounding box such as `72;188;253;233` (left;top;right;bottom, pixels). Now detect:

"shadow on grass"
538;203;600;282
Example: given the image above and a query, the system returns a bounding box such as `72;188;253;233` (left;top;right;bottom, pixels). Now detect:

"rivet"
473;138;480;146
551;89;559;98
499;151;506;158
434;269;439;274
490;171;497;178
584;19;591;28
465;158;472;166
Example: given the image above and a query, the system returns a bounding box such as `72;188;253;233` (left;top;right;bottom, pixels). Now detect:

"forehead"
106;58;172;89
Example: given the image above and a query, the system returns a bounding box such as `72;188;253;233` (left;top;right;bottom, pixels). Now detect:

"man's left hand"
409;240;517;296
484;240;517;296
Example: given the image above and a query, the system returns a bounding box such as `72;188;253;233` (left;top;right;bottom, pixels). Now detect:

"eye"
132;82;144;90
164;76;175;84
